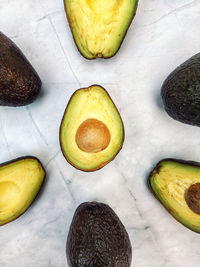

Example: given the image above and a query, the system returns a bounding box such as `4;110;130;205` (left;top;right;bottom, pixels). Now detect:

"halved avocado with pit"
0;157;45;226
64;0;138;59
148;159;200;233
60;85;124;171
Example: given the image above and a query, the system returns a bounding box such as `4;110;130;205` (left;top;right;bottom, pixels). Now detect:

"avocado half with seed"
0;31;41;106
148;159;200;233
0;157;45;226
60;85;124;171
66;202;132;267
64;0;139;59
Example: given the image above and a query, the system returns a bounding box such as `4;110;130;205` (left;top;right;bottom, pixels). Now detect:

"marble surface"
0;0;200;266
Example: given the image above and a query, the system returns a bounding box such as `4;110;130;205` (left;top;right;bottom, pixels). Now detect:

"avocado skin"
0;32;41;106
161;53;200;126
63;0;139;60
148;158;200;233
0;156;46;226
66;202;132;267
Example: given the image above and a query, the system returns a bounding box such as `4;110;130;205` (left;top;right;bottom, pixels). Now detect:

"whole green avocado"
161;53;200;126
66;202;132;267
0;32;41;106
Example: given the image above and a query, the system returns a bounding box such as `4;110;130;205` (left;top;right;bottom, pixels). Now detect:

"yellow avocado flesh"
64;0;138;59
149;160;200;233
0;158;45;226
60;85;124;171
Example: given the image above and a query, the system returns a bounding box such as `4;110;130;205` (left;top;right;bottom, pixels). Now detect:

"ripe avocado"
66;202;132;267
148;159;200;233
60;85;124;171
0;32;41;106
64;0;138;59
161;53;200;126
0;157;45;226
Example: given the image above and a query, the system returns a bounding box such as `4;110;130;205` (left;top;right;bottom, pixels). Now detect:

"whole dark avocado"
161;53;200;126
0;32;41;106
66;202;132;267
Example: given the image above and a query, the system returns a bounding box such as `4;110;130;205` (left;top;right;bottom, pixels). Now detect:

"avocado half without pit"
0;32;41;106
148;159;200;233
66;202;132;267
60;85;124;171
64;0;138;59
0;157;45;226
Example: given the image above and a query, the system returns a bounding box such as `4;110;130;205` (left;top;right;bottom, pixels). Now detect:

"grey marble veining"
0;0;200;266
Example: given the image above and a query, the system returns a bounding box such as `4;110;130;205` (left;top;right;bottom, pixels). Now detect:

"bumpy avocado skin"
66;202;132;267
0;32;41;106
148;158;200;233
161;53;200;126
0;156;46;226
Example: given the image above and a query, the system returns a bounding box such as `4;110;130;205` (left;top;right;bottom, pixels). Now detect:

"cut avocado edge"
148;158;200;233
0;156;46;226
59;84;125;172
63;0;139;60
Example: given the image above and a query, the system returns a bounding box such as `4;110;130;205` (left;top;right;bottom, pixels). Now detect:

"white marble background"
0;0;200;266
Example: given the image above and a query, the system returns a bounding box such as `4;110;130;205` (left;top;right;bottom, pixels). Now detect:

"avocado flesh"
0;32;41;106
161;53;200;126
66;202;132;267
60;85;124;171
149;159;200;233
0;157;45;226
64;0;138;59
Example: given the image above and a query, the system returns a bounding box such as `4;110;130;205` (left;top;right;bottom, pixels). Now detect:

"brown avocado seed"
185;183;200;214
76;118;111;153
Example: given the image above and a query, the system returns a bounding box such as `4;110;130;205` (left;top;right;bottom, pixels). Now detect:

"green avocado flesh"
64;0;138;59
149;159;200;233
60;85;124;171
0;157;45;226
66;202;132;266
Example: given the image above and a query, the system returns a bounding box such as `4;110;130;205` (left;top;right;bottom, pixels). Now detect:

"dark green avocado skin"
161;53;200;126
66;202;132;267
0;32;41;106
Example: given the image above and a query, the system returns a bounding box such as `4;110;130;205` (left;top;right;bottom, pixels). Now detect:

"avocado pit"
185;183;200;214
76;118;111;153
